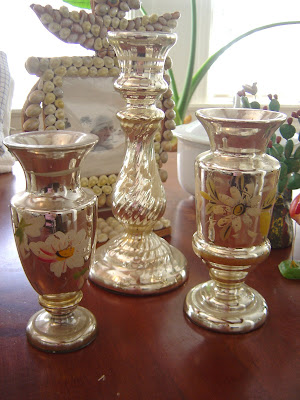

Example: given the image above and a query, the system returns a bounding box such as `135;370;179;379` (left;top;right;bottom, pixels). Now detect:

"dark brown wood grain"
0;153;299;400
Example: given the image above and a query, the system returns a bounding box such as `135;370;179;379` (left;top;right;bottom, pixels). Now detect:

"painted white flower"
15;214;45;258
29;229;90;278
201;177;262;241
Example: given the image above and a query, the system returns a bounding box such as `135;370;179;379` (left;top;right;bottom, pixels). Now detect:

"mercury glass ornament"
4;131;98;352
184;108;286;333
90;31;188;294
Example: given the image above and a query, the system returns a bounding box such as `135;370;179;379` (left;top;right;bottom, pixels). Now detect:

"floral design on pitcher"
201;176;276;241
29;229;90;278
14;215;45;258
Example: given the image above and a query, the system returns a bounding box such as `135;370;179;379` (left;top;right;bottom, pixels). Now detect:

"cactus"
237;90;300;194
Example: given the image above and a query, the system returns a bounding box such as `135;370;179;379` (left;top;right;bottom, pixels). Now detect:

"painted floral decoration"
14;215;45;258
201;176;276;241
29;229;90;278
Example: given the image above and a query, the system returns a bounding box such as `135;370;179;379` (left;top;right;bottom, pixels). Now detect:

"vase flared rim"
4;130;99;151
196;108;286;124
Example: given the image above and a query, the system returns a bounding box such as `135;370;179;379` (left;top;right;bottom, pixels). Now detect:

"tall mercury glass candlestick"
90;31;188;295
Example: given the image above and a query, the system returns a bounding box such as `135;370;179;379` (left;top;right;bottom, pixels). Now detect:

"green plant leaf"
280;124;296;140
140;5;147;15
273;143;284;156
168;68;179;107
176;0;197;121
285;158;300;173
63;0;91;9
177;21;300;121
287;173;300;190
278;260;300;279
284;139;294;158
278;175;288;193
279;162;288;180
294;146;300;159
241;96;250;108
250;101;260;109
269;146;281;161
269;99;280;112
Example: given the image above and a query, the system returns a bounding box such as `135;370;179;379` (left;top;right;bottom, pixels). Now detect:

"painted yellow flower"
201;177;262;241
29;229;90;278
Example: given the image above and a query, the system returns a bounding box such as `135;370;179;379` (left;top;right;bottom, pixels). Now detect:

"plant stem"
140;5;147;16
169;69;179;107
175;0;197;123
178;20;300;122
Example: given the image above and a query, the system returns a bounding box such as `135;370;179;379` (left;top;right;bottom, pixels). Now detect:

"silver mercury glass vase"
4;130;98;352
184;108;286;333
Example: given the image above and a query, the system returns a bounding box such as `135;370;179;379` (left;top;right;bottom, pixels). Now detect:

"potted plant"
237;90;300;248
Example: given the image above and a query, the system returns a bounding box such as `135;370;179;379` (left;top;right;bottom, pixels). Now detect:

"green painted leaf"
73;267;89;280
287;173;300;190
284;139;294;158
63;0;91;9
280;124;296;140
278;260;300;279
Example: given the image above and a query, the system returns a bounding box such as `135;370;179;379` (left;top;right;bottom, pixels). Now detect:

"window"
140;0;300;107
1;0;300;111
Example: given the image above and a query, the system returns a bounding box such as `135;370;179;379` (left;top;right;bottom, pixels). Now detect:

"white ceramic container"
174;120;210;196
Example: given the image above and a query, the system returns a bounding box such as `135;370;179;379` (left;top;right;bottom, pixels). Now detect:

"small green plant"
238;90;300;194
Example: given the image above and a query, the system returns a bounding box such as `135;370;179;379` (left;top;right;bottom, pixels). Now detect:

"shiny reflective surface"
1;153;300;399
5;131;98;352
90;32;188;294
184;108;286;333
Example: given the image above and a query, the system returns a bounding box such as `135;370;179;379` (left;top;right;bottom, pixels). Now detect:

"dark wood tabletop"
1;152;299;400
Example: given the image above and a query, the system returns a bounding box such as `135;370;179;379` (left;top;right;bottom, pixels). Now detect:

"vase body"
268;190;293;248
4;130;98;352
90;31;188;295
184;108;286;333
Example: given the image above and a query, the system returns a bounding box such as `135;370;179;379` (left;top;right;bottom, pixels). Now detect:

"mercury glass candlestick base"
90;31;188;295
91;232;187;295
27;292;97;353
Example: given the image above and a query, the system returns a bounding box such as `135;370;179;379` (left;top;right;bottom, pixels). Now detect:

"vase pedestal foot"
90;232;188;295
184;280;268;333
26;306;98;353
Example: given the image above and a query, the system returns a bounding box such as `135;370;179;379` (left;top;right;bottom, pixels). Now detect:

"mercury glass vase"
4;130;98;352
90;31;188;295
184;108;286;333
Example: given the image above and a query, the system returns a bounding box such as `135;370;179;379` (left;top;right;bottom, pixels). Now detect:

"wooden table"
1;153;299;400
